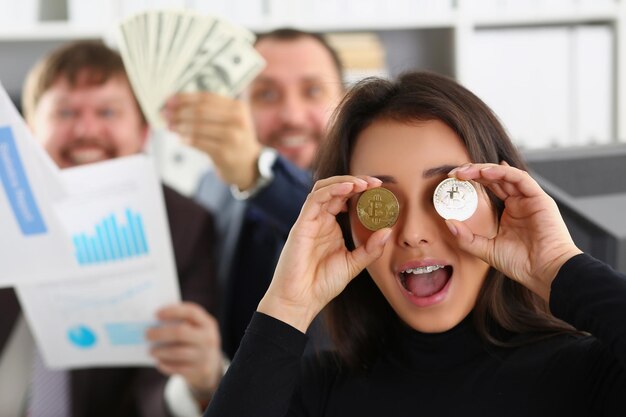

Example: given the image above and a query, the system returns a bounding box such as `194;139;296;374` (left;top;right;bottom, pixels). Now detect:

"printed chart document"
0;82;181;368
16;155;181;368
0;84;74;287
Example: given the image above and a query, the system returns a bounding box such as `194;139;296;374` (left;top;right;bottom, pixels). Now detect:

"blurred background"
1;0;625;271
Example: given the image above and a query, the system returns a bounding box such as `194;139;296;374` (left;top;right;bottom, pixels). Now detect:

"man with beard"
162;28;345;359
0;41;223;417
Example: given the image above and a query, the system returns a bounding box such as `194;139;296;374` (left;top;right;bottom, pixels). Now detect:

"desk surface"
525;144;626;237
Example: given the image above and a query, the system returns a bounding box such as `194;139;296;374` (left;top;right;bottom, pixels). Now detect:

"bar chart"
72;208;149;265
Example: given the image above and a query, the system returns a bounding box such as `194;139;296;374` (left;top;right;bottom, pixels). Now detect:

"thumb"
445;220;493;264
349;228;392;275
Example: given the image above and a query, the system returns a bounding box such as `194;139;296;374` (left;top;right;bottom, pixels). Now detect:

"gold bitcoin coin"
356;188;399;231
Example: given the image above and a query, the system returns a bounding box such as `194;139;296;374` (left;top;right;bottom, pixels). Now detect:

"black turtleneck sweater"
205;254;626;417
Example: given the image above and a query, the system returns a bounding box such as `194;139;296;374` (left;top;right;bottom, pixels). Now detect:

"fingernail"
448;164;471;175
380;228;393;243
445;220;458;236
369;176;383;184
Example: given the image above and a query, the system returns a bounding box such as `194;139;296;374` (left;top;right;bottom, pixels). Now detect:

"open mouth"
67;148;110;165
399;265;453;298
61;142;116;167
279;135;308;148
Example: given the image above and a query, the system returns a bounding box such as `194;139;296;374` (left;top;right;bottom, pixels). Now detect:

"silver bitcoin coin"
433;178;478;221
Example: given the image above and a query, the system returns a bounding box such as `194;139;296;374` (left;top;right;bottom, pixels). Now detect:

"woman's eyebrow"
370;175;397;184
423;164;458;179
369;165;459;183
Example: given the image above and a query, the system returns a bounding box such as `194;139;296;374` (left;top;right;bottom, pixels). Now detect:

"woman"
205;72;626;416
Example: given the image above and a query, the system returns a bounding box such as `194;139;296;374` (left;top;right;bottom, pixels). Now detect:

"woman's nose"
396;201;438;248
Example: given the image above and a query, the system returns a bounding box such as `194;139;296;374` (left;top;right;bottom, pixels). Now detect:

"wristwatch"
230;147;278;200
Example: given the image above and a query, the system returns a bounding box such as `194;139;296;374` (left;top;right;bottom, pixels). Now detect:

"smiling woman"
348;119;496;334
205;72;626;417
316;71;576;367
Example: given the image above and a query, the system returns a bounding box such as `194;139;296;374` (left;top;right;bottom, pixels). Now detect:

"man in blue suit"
162;28;345;358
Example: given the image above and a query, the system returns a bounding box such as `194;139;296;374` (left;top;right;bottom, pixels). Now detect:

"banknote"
116;9;265;129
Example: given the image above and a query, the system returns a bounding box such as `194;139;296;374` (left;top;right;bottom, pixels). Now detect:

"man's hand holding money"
162;92;262;192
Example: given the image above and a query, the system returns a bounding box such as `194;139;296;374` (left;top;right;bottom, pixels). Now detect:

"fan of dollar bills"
116;9;266;128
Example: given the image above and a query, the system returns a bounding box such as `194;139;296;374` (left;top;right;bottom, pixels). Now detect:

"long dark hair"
314;71;576;369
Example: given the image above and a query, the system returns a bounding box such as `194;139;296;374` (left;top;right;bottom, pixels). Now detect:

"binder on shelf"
467;27;570;149
466;23;613;150
325;32;388;85
190;0;266;28
0;0;39;28
67;0;119;27
573;24;613;146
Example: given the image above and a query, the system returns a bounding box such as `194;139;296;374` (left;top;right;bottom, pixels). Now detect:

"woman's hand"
446;162;582;301
257;176;393;332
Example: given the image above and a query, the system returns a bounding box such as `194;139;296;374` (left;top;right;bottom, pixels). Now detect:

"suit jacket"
195;155;311;358
0;185;217;417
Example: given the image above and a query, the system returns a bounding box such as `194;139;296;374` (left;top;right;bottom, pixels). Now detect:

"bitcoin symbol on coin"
356;188;399;231
433;178;478;221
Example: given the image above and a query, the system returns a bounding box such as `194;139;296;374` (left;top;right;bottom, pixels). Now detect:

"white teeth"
281;136;307;147
402;265;445;275
70;149;108;164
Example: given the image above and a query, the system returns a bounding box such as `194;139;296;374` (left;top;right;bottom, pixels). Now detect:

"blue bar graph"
72;208;149;265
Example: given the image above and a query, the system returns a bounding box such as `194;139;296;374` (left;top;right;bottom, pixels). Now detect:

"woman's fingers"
301;177;380;221
347;227;393;274
312;175;382;192
301;182;356;221
446;163;582;297
450;163;544;200
445;219;494;265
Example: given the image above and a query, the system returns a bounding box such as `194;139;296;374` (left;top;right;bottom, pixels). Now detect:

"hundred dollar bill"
117;9;265;130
